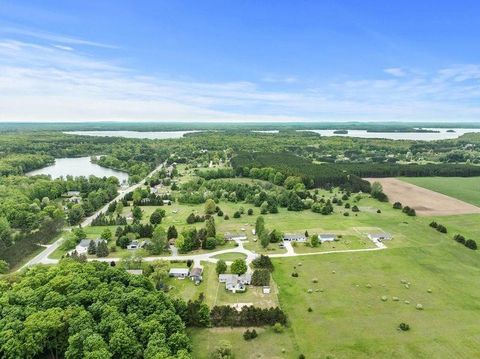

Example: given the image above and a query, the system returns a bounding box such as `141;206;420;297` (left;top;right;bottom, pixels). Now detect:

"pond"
297;128;480;141
26;157;129;182
65;130;198;139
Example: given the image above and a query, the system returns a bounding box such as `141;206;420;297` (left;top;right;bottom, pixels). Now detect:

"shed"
169;268;189;278
319;234;337;243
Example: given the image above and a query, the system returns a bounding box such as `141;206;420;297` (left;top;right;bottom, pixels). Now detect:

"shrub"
291;272;299;277
436;224;447;233
377;209;382;213
454;234;466;244
243;329;257;340
343;212;350;217
308;307;313;312
217;210;224;217
393;202;402;209
273;322;284;333
247;208;254;215
224;215;229;220
429;221;438;228
233;211;241;218
465;239;477;250
351;205;359;212
399;323;410;331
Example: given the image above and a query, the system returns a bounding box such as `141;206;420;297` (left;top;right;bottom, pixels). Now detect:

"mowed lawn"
400;176;480;207
272;212;480;358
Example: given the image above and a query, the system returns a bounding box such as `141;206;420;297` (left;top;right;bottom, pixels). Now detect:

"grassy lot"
211;252;247;261
400;176;480;206
272;211;480;358
293;234;376;254
189;326;299;359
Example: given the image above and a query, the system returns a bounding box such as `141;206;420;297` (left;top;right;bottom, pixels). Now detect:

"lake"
297;128;480;141
26;157;129;182
65;130;198;139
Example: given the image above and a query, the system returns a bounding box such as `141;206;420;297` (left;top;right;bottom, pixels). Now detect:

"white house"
169;268;189;278
319;234;336;243
74;239;105;255
283;234;306;242
219;273;252;293
368;233;392;241
224;232;248;241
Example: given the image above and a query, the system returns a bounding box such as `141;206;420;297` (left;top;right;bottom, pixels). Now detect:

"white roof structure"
368;232;392;241
283;234;306;242
169;268;189;276
319;234;336;242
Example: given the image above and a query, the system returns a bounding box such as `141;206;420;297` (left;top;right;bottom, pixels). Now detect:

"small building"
127;240;140;250
126;269;143;276
65;191;80;197
368;233;392;241
263;286;271;294
283;234;306;242
252;229;256;235
169;268;190;278
319;234;337;243
163;199;172;205
224;232;248;241
190;267;203;284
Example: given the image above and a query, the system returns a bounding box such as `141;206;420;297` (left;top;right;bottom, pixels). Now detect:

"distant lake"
26;157;129;182
65;130;198;139
297;128;480;141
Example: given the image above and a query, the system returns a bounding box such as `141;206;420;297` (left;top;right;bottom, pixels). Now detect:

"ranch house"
319;234;337;243
224;232;248;241
283;233;307;242
169;268;189;278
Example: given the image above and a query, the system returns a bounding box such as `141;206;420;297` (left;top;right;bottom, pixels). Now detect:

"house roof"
320;234;336;238
190;267;203;276
169;268;189;275
283;234;305;240
126;269;143;275
224;232;247;239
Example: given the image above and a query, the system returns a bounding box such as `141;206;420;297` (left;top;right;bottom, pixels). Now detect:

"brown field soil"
365;177;480;216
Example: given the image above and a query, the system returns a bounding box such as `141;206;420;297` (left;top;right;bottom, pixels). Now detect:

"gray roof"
169;268;189;275
126;269;143;275
369;232;392;239
283;234;305;240
224;232;247;239
190;267;203;277
320;233;336;238
77;239;105;248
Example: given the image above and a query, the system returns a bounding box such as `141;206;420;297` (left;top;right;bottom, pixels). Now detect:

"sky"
1;0;480;123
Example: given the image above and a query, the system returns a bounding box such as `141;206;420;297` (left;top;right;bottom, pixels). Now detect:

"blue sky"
1;0;479;122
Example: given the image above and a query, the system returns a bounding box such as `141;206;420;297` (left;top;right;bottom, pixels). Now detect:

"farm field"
400;176;480;207
272;212;480;358
366;177;480;216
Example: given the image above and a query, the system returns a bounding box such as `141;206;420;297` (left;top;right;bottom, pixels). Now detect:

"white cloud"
0;37;480;122
384;67;406;77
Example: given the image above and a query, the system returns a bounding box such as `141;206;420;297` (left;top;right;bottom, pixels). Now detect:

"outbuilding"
283;234;306;242
169;268;190;278
319;234;337;243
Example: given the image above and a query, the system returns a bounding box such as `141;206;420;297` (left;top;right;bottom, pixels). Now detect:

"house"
219;273;252;293
65;190;80;197
68;196;81;204
189;267;203;284
163;199;172;205
127;240;147;250
283;234;306;242
224;232;248;241
368;232;392;241
169;268;190;278
74;239;105;255
126;269;143;276
263;286;271;294
127;240;140;250
319;234;337;243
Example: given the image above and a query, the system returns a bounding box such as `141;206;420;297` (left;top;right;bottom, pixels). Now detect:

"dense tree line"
231;152;371;192
0;260;192;358
210;306;287;327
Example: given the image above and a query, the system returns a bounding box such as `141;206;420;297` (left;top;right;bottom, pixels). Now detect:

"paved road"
20;162;165;270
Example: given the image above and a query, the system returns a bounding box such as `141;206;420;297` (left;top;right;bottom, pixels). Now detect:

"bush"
343;212;350;217
393;202;402;209
247;208;253;215
224;215;229;220
465;239;477;250
429;221;438;228
399;323;410;331
307;307;313;312
273;322;284;333
233;211;241;218
243;329;258;340
436;224;447;233
351;205;359;212
251;269;270;286
291;272;299;277
217;210;224;217
454;234;466;244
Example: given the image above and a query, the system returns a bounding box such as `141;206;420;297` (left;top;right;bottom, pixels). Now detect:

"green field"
211;252;247;261
271;212;480;358
400;176;480;206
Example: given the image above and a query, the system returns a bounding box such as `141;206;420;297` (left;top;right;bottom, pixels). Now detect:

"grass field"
211;252;247;261
400;176;480;207
271;212;480;358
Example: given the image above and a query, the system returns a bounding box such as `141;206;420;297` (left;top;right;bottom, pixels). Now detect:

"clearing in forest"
365;177;480;216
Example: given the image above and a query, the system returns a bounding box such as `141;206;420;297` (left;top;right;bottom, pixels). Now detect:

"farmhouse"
65;190;80;197
224;232;248;241
190;267;203;284
283;233;307;242
126;240;148;250
169;268;189;278
368;232;392;241
74;239;106;255
219;273;252;293
319;234;337;243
